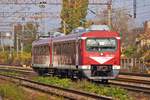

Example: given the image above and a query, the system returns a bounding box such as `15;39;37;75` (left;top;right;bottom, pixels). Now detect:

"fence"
121;58;149;73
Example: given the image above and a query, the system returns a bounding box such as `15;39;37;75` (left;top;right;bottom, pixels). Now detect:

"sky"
1;0;150;32
0;0;150;46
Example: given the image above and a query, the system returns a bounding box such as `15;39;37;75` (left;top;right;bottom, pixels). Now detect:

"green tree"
122;46;136;58
61;0;89;34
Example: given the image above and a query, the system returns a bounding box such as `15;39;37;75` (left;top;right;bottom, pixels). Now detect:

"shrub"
0;51;31;66
35;76;72;88
0;51;9;64
122;46;136;58
0;83;25;100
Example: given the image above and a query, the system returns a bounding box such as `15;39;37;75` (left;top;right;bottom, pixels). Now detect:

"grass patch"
0;83;25;100
35;76;72;88
0;71;20;76
0;83;64;100
34;76;132;100
73;81;130;100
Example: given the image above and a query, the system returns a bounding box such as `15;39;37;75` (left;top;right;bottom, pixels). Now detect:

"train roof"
32;30;120;46
32;38;51;46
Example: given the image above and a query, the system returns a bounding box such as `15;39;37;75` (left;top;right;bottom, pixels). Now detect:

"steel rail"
116;77;150;85
0;74;112;100
3;65;150;94
110;77;150;94
0;68;34;76
119;72;150;77
110;80;150;94
0;65;33;71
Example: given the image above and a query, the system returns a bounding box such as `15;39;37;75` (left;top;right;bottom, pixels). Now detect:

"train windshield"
86;38;117;52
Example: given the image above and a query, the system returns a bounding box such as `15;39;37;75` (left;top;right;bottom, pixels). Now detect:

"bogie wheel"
38;69;44;76
101;79;108;84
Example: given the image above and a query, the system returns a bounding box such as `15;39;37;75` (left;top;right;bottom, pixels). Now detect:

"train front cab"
79;32;121;82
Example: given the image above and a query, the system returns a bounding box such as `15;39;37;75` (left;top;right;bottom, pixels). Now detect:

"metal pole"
16;34;18;56
0;32;4;52
21;24;24;52
0;32;1;51
9;39;11;58
133;0;136;18
107;0;112;28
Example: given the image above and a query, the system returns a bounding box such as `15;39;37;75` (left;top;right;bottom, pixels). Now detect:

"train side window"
39;46;42;55
34;47;37;55
37;47;39;55
45;45;49;55
42;46;45;55
35;47;37;55
45;46;48;55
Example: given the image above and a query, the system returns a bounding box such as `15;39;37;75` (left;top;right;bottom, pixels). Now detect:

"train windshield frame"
86;38;117;52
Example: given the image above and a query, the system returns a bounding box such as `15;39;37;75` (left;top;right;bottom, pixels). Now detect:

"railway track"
0;65;32;71
0;65;34;75
119;72;150;77
0;74;112;100
1;65;150;95
110;74;150;94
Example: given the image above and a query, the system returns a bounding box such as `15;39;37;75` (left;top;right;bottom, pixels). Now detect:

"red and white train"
32;26;121;82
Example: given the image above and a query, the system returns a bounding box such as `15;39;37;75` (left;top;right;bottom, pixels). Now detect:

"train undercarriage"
32;65;119;83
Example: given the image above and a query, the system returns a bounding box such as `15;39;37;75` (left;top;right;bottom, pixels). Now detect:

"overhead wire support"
0;0;110;5
107;0;112;28
133;0;137;18
0;3;110;5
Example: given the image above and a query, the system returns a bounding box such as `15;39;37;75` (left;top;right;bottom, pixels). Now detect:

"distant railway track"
0;65;36;78
0;65;32;71
0;67;34;75
0;74;112;100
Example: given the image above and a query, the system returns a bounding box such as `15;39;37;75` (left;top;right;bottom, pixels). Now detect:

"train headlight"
113;65;120;69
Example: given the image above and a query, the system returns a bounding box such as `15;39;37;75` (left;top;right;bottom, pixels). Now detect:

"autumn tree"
23;22;38;43
61;0;89;34
23;22;38;52
111;9;132;37
94;8;135;45
14;22;38;53
14;24;22;51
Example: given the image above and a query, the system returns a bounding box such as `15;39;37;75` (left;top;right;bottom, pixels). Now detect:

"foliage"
143;50;150;61
0;51;31;65
13;52;31;65
73;81;130;100
112;8;132;32
35;76;72;88
14;22;37;52
61;0;89;34
0;72;20;76
0;51;9;64
23;22;38;44
23;44;32;53
22;22;37;53
122;46;136;58
34;77;130;100
94;8;133;47
0;83;25;100
141;50;150;67
0;83;60;100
